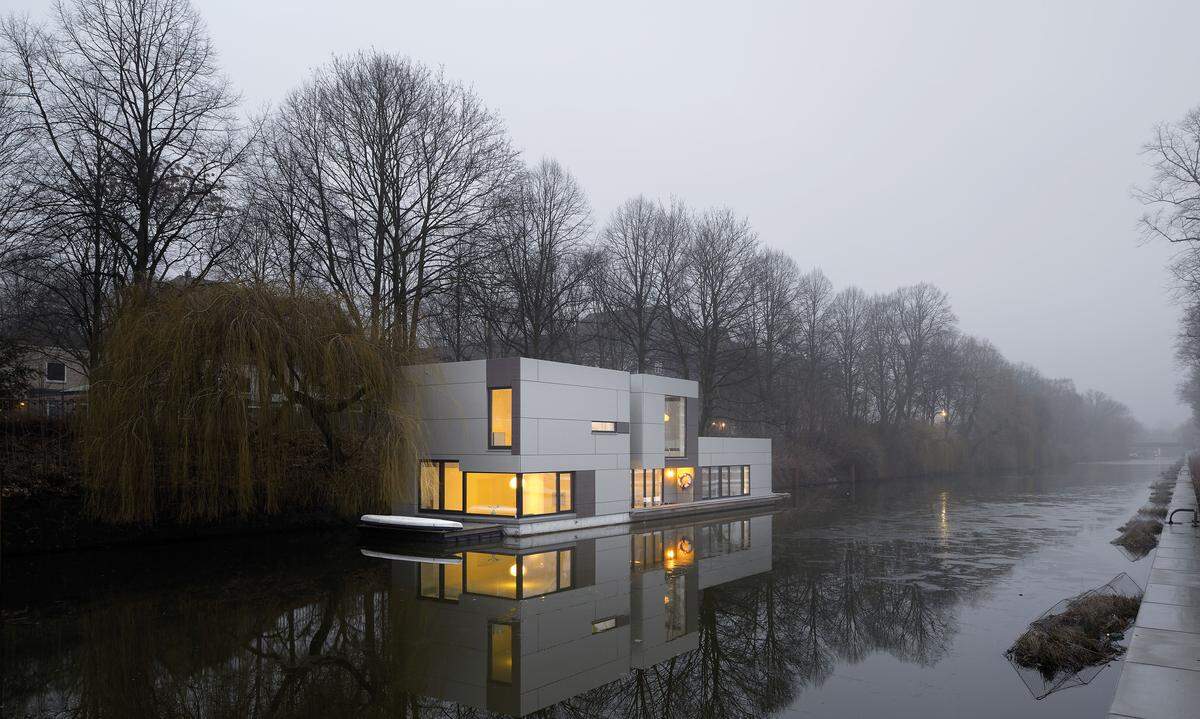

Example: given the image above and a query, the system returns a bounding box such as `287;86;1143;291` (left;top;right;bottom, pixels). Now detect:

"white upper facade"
404;357;702;474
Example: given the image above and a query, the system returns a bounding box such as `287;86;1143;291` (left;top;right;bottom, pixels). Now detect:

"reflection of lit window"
489;388;512;448
664;396;685;457
664;573;686;640
463;549;574;598
489;623;514;684
592;617;618;634
417;557;465;602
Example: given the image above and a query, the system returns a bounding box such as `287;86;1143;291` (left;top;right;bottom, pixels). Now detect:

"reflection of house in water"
382;513;773;717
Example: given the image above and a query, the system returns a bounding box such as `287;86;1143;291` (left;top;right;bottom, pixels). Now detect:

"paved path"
1108;463;1200;719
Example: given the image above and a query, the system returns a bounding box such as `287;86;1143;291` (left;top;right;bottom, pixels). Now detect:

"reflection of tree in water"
554;540;958;719
5;536;963;719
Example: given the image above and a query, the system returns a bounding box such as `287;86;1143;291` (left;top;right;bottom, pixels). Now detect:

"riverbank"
1108;462;1200;719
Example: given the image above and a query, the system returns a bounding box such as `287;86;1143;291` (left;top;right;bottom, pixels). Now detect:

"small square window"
45;362;66;382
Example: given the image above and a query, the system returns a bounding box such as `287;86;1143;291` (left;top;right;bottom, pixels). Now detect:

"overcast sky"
18;0;1197;428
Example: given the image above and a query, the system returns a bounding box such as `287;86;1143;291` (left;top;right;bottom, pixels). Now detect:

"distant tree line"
1;0;1140;482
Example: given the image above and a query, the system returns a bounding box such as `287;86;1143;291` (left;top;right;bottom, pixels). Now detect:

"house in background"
6;345;88;416
402;357;780;535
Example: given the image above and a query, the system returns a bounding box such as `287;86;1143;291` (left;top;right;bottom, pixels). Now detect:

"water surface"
1;461;1166;718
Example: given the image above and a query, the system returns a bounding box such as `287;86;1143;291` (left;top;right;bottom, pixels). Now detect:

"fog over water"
12;0;1191;426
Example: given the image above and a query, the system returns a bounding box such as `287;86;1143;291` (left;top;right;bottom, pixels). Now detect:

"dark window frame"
487;386;513;449
696;465;751;501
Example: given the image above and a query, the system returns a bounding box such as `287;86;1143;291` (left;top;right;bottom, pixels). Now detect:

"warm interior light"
664;413;670;422
508;563;518;577
666;468;675;479
663;595;671;605
508;476;518;489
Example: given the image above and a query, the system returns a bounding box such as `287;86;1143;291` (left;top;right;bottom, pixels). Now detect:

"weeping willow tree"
81;283;418;523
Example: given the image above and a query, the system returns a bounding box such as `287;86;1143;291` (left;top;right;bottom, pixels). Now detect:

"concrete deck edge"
1108;462;1200;719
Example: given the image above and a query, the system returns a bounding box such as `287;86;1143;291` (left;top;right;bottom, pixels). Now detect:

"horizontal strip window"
591;421;616;433
419;460;572;518
698;465;751;500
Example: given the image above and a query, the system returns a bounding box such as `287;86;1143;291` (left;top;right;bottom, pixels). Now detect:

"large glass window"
417;558;465;602
522;473;558;516
631;468;664;508
697;465;750;500
466;473;517;516
489;387;512;448
664;396;685;457
420;463;571;517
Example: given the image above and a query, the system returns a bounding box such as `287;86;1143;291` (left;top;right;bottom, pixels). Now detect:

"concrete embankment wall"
1108;463;1200;719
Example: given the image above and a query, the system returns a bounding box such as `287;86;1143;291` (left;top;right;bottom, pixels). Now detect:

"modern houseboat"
399;357;780;536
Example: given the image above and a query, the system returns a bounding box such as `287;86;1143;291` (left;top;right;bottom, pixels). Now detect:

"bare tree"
3;0;249;371
1136;105;1200;247
478;158;596;359
746;249;799;433
829;286;870;425
595;195;667;372
669;207;759;429
257;51;516;350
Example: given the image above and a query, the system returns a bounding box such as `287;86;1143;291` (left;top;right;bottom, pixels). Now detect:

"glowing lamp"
509;563;518;577
666;548;676;560
663;413;670;422
508;476;518;489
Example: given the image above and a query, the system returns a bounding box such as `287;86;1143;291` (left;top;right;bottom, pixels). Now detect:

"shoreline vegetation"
1110;460;1181;559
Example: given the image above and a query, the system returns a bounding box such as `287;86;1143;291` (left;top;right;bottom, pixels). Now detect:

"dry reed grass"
1008;593;1141;679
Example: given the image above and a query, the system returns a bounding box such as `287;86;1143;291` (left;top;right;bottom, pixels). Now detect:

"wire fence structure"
1005;572;1142;700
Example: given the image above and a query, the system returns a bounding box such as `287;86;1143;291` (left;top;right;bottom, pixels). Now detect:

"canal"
1;460;1166;718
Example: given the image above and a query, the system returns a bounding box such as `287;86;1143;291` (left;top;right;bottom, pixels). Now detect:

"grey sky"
17;0;1195;427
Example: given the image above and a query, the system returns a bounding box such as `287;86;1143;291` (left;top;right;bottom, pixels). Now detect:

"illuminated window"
559;473;572;512
664;396;685;457
419;460;464;511
489;387;512;448
466;473;517;517
631;468;664;508
522;472;558;516
741;465;750;495
591;420;616;432
444;462;463;511
489;623;514;684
